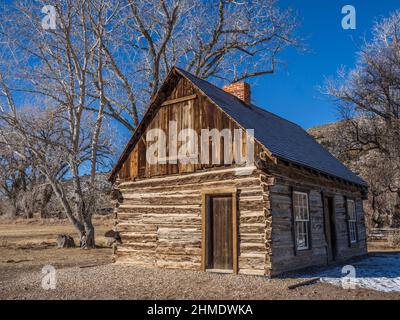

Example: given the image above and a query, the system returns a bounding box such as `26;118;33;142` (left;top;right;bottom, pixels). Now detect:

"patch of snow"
304;253;400;293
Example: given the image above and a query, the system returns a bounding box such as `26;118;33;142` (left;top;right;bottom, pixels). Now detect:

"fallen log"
5;259;33;264
287;277;320;290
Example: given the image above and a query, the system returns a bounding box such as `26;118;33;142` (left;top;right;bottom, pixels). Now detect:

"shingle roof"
176;68;367;187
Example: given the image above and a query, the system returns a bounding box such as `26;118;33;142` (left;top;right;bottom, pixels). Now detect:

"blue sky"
2;0;398;133
251;0;399;129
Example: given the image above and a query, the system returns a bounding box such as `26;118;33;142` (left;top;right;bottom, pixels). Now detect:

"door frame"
322;193;337;263
201;188;238;274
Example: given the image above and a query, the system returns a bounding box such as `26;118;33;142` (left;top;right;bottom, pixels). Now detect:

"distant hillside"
308;122;366;177
308;122;341;143
308;122;398;228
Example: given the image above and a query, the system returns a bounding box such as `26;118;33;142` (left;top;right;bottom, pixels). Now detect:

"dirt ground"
0;217;112;286
1;218;400;300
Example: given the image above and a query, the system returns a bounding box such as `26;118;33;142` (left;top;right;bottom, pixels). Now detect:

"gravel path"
2;263;400;300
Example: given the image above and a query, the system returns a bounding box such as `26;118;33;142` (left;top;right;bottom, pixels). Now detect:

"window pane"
296;221;304;234
303;230;309;249
296;221;309;249
294;192;309;221
297;232;306;249
294;206;301;220
293;192;310;250
347;200;356;220
349;221;357;243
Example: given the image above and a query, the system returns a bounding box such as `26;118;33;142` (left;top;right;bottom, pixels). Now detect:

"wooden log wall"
113;72;368;276
114;167;272;276
268;162;367;276
260;172;274;275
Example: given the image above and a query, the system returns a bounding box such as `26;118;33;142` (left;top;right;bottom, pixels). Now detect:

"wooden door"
206;195;233;270
323;196;337;262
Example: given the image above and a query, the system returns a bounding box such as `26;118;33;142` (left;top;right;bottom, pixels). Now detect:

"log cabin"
108;67;368;277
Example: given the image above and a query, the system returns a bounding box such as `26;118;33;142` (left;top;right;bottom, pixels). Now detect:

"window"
293;191;310;250
347;200;357;243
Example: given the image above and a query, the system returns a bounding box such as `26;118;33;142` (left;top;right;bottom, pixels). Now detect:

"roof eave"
275;156;368;189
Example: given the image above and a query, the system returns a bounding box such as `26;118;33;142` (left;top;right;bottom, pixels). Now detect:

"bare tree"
1;0;300;132
0;102;112;246
105;0;301;130
0;0;300;244
325;10;400;227
0;146;24;218
0;1;113;247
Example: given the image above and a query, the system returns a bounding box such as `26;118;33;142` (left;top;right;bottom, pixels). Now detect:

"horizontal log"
240;233;265;243
119;204;200;209
240;211;265;224
120;181;261;196
118;242;156;251
121;194;264;206
119;167;259;187
155;253;201;263
238;254;265;270
156;261;201;271
118;206;201;215
123;196;201;206
156;246;201;255
239;243;266;254
117;224;158;232
240;223;265;234
119;234;157;243
142;213;201;225
238;269;266;276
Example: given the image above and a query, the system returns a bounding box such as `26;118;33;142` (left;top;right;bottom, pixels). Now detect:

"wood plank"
160;94;197;107
201;192;206;271
212;195;233;270
232;190;238;274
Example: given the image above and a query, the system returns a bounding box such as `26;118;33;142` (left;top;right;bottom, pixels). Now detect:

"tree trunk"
9;203;17;219
25;211;33;219
10;196;19;219
82;218;95;249
46;176;89;247
39;185;53;219
39;206;47;219
393;191;400;228
46;174;97;249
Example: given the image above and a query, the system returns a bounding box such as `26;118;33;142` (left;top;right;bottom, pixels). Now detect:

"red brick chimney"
222;82;251;105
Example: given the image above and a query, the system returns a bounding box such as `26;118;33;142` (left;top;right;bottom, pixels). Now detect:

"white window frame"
347;199;357;243
293;191;310;251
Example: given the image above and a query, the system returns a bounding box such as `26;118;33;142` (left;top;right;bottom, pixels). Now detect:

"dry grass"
0;216;113;285
0;215;112;248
